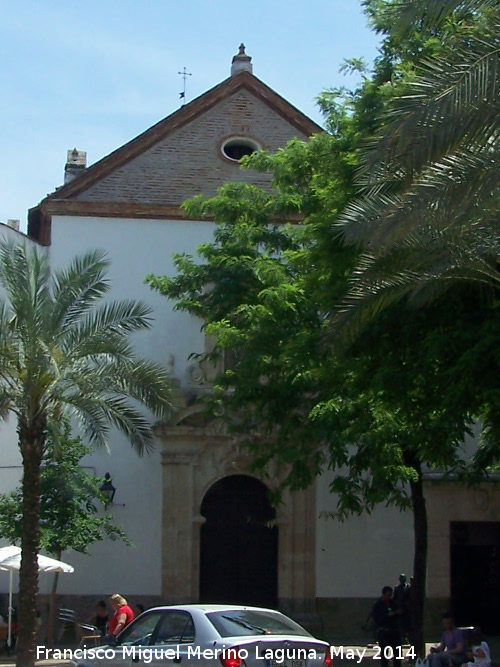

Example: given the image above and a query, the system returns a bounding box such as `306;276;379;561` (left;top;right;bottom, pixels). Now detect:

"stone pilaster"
278;486;316;612
160;427;206;601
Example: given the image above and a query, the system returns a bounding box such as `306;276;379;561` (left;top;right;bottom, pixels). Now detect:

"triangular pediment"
28;71;322;244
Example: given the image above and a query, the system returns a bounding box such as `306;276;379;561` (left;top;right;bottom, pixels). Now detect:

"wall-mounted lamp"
100;472;125;508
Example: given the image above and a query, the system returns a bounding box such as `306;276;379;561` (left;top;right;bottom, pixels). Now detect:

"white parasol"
0;546;74;648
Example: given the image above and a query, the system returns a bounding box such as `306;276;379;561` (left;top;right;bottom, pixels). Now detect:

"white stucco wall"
0;414;22;491
0;215;218;596
0;217;439;600
46;214;217;595
51;215;216;376
315;472;414;598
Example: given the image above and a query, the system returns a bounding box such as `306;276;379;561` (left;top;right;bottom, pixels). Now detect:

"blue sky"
1;1;382;229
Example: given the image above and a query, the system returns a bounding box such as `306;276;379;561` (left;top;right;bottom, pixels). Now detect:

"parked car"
69;604;332;667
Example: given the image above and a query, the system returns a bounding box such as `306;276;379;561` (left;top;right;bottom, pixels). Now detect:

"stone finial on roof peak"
231;43;253;76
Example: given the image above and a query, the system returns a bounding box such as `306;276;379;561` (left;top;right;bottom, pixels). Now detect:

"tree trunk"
17;425;44;667
46;550;61;649
408;460;428;658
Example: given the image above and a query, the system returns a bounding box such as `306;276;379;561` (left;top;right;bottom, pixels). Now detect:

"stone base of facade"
29;593;452;645
314;597;376;641
314;597;452;643
319;597;456;643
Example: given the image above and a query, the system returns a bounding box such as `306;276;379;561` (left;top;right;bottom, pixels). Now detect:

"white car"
69;604;332;667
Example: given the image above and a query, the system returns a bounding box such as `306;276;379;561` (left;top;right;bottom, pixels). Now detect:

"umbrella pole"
7;569;12;649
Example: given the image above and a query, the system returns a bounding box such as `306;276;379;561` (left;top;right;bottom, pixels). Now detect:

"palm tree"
337;0;500;334
0;239;174;667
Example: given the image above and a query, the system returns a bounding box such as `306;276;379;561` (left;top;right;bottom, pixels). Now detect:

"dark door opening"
199;474;278;608
450;521;500;634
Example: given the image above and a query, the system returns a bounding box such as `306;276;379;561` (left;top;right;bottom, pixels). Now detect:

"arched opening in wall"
200;474;278;607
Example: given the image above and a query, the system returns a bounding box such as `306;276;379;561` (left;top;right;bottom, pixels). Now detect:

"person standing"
108;594;134;639
393;575;409;607
393;574;411;641
89;600;109;636
372;586;403;667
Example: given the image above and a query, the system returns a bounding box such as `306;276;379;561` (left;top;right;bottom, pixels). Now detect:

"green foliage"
338;0;500;334
144;0;500;519
146;1;499;652
146;130;478;517
0;421;130;555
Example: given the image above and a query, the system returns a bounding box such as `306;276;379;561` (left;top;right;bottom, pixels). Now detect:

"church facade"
1;47;499;638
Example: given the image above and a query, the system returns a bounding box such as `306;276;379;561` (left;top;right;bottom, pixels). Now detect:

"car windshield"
206;610;310;638
117;612;162;646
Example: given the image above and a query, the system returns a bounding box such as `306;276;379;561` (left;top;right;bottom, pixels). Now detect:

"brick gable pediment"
73;88;310;206
28;71;322;244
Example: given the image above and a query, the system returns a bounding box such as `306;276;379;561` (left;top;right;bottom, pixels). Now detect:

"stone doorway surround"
156;413;316;610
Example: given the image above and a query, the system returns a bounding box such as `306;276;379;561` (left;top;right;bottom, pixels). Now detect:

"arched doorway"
199;474;278;607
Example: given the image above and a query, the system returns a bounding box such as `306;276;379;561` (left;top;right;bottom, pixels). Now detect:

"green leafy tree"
146;168;485;656
144;5;500;650
0;420;131;646
0;240;173;667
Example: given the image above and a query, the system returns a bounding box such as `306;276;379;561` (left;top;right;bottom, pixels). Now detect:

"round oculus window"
221;137;261;162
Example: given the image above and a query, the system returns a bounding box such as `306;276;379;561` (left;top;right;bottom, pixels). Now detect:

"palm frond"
335;225;500;340
387;0;500;35
58;328;134;362
90;396;157;455
62;396;110;450
341;139;500;248
56;356;174;420
50;249;111;333
66;300;153;343
0;241;52;347
101;359;175;420
360;37;500;184
0;240;174;460
59;301;154;364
